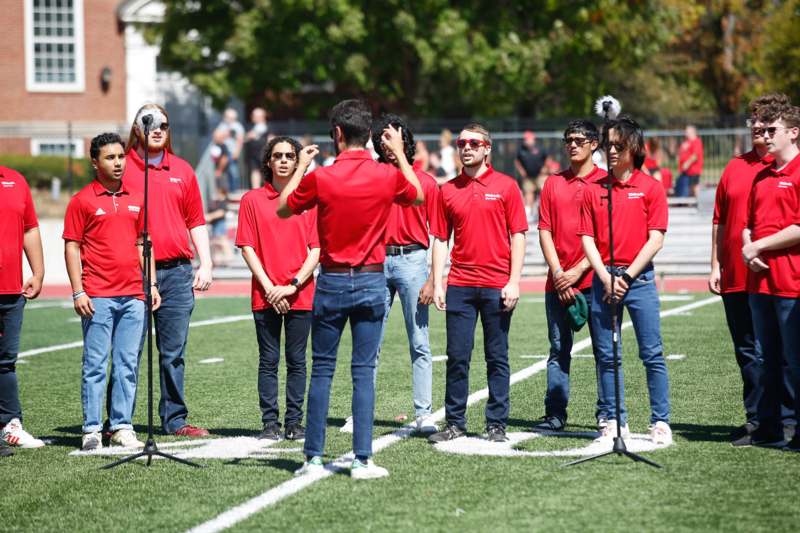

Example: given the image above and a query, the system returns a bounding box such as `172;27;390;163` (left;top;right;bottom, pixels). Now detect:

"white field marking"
666;354;687;360
25;300;73;310
67;317;81;323
521;354;594;359
199;358;225;364
17;314;252;359
432;355;447;362
520;354;547;359
186;295;721;533
70;436;303;460
435;431;671;458
659;294;694;302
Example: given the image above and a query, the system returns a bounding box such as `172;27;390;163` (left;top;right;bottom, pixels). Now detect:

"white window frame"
31;138;84;157
24;0;86;92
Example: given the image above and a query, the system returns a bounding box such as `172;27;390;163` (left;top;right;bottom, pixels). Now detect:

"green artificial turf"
3;294;798;532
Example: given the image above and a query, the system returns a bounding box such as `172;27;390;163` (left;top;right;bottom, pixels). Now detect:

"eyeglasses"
604;142;626;152
563;137;591;146
762;126;790;138
456;138;490;149
271;152;297;161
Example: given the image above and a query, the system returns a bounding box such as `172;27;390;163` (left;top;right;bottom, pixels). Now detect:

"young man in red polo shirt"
533;119;607;433
278;99;423;479
123;103;213;437
236;136;320;441
741;103;800;451
64;133;161;451
428;123;528;444
0;165;44;452
710;94;796;446
579;116;672;445
676;125;704;198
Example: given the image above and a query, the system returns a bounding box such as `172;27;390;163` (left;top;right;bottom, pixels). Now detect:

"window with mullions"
25;0;85;92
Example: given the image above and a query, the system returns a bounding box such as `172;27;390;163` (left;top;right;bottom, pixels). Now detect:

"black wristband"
621;272;634;285
290;277;300;287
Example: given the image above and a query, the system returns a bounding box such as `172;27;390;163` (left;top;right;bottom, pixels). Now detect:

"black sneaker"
783;434;800;452
750;427;784;447
729;422;757;442
532;415;566;432
486;425;508;442
257;422;282;440
0;440;13;458
284;423;305;441
428;424;465;443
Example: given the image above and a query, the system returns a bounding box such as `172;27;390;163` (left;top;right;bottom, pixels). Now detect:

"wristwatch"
290;277;300;287
621;272;634;285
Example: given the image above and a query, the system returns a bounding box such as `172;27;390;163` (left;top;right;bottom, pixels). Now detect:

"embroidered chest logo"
95;208;107;216
170;177;182;184
1;181;15;188
778;180;793;189
627;192;645;199
484;193;501;201
128;205;141;213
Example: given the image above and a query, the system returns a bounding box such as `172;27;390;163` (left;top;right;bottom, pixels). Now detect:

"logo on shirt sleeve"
1;181;15;188
128;205;141;213
95;208;106;216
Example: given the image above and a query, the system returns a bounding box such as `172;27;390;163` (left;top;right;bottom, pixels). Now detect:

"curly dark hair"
564;119;599;142
260;136;302;184
371;113;416;164
602;115;645;170
749;93;792;123
90;132;124;160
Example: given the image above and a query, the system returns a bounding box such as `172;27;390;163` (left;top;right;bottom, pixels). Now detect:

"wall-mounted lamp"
100;67;112;93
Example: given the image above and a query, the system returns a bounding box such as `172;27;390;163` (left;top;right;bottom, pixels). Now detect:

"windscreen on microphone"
134;108;167;132
141;114;153;126
594;95;621;120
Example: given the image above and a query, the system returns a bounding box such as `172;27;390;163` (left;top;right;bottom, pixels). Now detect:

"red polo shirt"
236;183;319;311
578;169;668;266
63;181;145;299
713;150;773;293
286;149;417;267
432;165;528;289
0;166;39;295
123;150;206;262
385;161;441;247
539;165;606;292
746;153;800;298
679;137;704;176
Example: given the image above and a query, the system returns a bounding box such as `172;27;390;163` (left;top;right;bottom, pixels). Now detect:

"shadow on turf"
671;423;731;443
506;418;599;433
225;457;302;472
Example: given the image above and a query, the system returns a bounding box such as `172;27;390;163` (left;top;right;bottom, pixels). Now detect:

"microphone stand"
565;107;660;469
104;117;202;469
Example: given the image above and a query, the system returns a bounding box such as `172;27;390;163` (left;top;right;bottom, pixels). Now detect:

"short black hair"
564;120;599;142
602;115;645;169
329;99;372;147
371;113;416;164
260;136;302;184
90;132;124;160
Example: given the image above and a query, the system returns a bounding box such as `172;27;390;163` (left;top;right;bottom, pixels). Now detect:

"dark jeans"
444;285;512;430
304;271;386;460
0;295;26;426
153;263;195;433
675;173;699;197
253;309;310;427
749;294;800;434
544;288;607;422
720;292;792;425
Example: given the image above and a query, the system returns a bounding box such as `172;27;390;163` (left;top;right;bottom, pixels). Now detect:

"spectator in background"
414;139;430;173
676;125;704;198
429;152;449;185
209;127;232;192
245;107;269;189
515;131;549;217
643;138;672;195
439;129;458;179
206;178;233;267
220;108;245;191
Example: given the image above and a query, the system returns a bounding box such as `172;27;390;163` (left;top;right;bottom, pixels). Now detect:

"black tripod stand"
104;114;202;469
565;105;660;469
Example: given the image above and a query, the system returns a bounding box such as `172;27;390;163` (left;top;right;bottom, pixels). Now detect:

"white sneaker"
1;418;45;448
597;416;609;432
294;456;325;476
110;429;144;448
81;431;103;451
415;415;438;434
339;416;354;433
351;458;389;480
597;419;630;440
649;421;673;445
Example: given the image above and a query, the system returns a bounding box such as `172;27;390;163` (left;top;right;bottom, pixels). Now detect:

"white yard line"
18;315;252;359
187;295;721;533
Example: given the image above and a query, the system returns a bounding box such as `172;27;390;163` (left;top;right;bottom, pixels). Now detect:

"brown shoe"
174;424;209;437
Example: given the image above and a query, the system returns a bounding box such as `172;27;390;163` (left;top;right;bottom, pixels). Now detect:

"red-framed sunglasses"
456;138;490;149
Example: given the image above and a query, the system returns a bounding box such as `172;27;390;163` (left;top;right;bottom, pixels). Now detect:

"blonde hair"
125;103;173;153
461;122;492;145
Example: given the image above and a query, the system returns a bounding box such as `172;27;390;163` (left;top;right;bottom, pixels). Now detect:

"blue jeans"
444;285;512;430
253;309;310;426
0;295;26;426
153;263;195;434
544;289;607;422
81;297;145;432
304;271;386;460
749;294;800;434
675;173;699;197
591;265;670;425
378;249;433;417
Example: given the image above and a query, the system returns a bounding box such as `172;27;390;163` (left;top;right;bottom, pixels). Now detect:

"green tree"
752;0;800;106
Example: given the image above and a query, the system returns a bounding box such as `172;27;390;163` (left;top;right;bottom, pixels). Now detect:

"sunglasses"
563;137;592;146
761;126;790;138
604;142;627;152
456;139;490;149
271;151;297;161
149;123;169;132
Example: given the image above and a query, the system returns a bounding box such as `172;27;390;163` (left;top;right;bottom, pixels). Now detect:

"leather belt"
155;258;191;270
321;264;384;274
385;243;425;256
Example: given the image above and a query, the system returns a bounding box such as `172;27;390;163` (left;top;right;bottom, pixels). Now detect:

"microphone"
594;95;621;120
141;114;153;127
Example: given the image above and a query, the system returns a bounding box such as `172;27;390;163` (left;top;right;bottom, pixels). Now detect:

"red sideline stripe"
40;276;712;299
